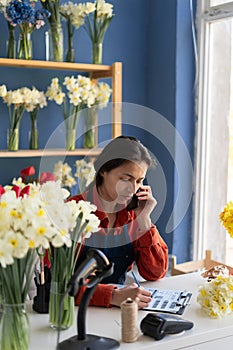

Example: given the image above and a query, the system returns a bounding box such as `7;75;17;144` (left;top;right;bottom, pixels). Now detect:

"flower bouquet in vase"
46;191;100;330
0;84;28;151
59;2;85;63
46;75;97;151
40;0;64;62
83;81;112;148
24;88;47;150
5;0;50;60
81;0;114;64
0;179;79;350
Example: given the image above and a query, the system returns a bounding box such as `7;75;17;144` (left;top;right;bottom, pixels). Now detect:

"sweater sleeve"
75;283;116;308
133;225;168;280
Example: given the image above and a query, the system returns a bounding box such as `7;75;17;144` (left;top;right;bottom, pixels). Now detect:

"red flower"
20;166;35;178
39;172;56;184
11;185;31;198
0;185;5;196
20;166;36;183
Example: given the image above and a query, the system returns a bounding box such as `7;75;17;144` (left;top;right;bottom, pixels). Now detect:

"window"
193;0;233;263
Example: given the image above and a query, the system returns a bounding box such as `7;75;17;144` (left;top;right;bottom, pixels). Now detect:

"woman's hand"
134;185;157;216
134;185;157;231
110;283;152;309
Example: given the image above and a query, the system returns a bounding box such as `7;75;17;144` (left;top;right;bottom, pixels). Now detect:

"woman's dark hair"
94;136;155;187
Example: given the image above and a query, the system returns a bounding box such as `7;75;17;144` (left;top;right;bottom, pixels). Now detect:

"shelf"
0;148;103;158
0;58;113;79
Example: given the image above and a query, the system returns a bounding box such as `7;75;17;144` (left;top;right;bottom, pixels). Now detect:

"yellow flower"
219;201;233;238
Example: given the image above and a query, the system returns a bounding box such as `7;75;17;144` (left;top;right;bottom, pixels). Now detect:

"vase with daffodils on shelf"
80;0;114;64
0;85;30;151
46;75;100;151
25;88;47;150
59;1;85;63
40;0;64;62
83;81;112;148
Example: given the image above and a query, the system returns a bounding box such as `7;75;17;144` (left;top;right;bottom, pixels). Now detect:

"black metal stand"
57;285;119;350
57;248;120;350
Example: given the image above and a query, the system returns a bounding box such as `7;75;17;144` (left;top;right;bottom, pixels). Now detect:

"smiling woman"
68;136;168;310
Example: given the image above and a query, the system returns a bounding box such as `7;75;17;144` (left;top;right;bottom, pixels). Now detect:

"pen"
131;270;141;287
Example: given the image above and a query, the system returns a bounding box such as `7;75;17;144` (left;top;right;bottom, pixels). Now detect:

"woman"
70;136;168;309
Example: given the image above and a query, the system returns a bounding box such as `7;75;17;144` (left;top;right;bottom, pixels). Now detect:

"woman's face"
99;161;148;205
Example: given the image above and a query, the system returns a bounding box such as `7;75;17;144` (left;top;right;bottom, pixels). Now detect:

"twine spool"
121;297;138;342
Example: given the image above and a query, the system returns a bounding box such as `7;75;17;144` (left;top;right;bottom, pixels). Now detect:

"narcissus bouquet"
197;275;233;318
0;178;100;344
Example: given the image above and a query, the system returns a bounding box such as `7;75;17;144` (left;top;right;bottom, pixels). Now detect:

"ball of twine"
121;297;138;342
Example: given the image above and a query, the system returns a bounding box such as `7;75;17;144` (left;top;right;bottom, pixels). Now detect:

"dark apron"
76;189;135;284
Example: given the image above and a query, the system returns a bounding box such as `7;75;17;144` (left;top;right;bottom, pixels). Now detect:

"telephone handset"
126;188;141;211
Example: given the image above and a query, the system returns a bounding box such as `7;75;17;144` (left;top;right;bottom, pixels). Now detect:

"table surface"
28;272;233;350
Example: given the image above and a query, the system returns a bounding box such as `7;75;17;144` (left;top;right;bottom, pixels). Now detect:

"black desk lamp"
57;248;120;350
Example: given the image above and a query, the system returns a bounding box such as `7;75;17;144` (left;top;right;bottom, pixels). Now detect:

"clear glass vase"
7;22;16;59
92;42;103;64
83;107;98;148
7;128;19;151
29;127;39;150
49;281;74;330
66;128;76;151
0;303;30;350
18;33;32;60
46;24;63;62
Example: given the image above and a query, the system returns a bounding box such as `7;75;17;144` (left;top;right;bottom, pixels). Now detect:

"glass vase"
83;107;98;148
18;33;32;60
8;128;19;151
92;42;103;64
49;282;74;330
7;23;16;59
66;128;76;151
0;303;30;350
46;24;63;62
29;127;39;150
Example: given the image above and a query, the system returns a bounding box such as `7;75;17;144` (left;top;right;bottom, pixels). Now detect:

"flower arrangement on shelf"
0;1;14;58
46;74;111;150
24;87;47;150
0;84;26;151
40;0;63;62
0;84;47;151
59;1;85;63
5;0;50;60
79;0;114;64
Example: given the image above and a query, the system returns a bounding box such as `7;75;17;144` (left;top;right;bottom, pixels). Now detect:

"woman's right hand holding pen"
110;284;152;309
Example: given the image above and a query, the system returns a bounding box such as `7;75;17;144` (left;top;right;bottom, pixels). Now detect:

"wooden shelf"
0;148;103;158
0;58;113;79
0;59;122;156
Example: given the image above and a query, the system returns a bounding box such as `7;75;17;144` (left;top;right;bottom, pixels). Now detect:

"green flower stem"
48;219;88;330
29;111;39;150
0;304;29;350
63;105;81;151
8;128;19;151
49;24;63;62
18;27;32;60
92;42;102;64
83;107;98;148
7;22;16;59
66;18;75;63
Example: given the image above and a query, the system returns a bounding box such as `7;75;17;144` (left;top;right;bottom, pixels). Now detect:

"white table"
28;272;233;350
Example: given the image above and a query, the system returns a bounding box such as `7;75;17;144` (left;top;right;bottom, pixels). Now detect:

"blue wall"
0;0;195;262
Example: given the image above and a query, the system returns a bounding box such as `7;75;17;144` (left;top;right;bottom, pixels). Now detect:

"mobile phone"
126;189;141;211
